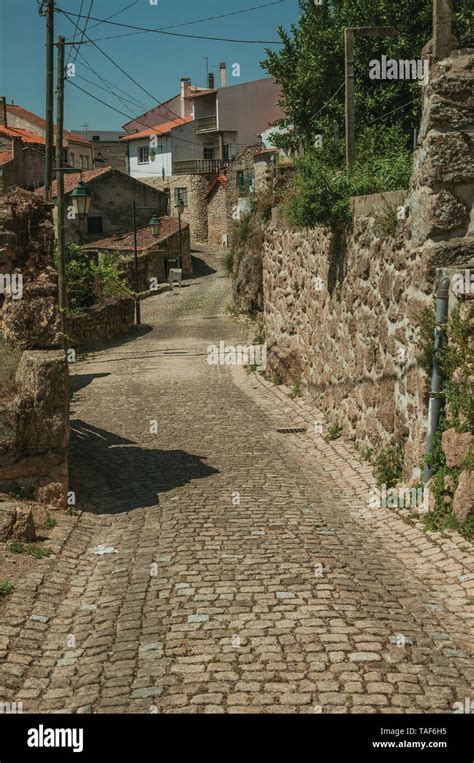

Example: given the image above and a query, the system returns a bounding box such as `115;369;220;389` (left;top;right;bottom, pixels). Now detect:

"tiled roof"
6;104;92;146
35;167;113;197
0;124;46;145
81;216;182;251
189;89;217;98
0;149;12;165
120;115;193;142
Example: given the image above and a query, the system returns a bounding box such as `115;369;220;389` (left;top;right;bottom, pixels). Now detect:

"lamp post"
132;202;162;325
175;196;185;270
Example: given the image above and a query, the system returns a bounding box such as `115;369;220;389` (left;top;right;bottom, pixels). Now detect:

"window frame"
138;146;150;164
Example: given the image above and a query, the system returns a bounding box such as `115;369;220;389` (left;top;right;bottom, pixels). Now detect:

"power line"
74;49;152;112
59;8;189;125
56;7;284;44
86;1;140;33
65;78;266;151
366;97;420;125
66;0;84;68
85;0;286;43
71;0;95;66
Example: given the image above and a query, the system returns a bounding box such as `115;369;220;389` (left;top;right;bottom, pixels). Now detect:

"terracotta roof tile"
0;149;12;165
5;104;92;146
35;167;113;197
120;115;193;142
0;125;46;145
81;216;182;251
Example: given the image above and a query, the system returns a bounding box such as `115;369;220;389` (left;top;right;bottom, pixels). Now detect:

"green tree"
262;0;471;153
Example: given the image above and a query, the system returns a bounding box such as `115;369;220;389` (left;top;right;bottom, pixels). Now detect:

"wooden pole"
43;0;54;201
55;36;66;315
345;28;355;169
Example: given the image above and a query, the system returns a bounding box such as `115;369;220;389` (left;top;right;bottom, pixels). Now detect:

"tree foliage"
262;0;471;153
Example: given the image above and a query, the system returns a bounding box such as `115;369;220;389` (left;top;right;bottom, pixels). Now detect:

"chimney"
0;97;7;127
208;72;215;89
180;77;192;118
219;63;227;88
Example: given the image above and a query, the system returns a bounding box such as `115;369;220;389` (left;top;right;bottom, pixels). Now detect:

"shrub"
374;443;404;488
281;126;411;230
92;251;130;299
0;581;14;596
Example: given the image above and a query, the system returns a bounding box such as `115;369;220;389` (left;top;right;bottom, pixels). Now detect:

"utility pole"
344;26;397;169
55;36;66;314
344;28;355;169
42;0;55;201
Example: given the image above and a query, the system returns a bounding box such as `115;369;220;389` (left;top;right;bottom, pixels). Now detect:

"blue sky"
0;0;299;132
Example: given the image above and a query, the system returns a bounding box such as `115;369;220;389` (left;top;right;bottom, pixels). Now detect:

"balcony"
172;159;229;176
194;115;217;134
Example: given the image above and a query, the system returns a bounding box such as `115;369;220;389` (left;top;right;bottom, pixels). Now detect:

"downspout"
423;273;451;484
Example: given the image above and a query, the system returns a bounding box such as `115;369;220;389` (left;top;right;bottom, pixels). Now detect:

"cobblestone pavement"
1;245;473;714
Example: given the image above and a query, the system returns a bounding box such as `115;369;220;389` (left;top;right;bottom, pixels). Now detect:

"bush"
92;251;130;299
374;443;404;488
281;126;412;229
0;581;14;596
55;244;130;315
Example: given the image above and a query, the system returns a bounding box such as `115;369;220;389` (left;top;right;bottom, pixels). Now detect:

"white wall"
128;135;172;178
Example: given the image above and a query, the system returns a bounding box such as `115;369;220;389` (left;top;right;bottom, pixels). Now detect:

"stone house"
3;100;93;170
36;167;168;245
73;130;129;173
0;126;45;193
120;73;285;243
81;216;192;285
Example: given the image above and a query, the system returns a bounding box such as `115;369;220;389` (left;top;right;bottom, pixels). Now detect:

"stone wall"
142;174;214;242
66;297;135;348
0;350;69;507
263;49;474;483
207;182;228;246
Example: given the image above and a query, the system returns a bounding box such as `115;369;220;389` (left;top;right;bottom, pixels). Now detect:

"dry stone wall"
263;50;474;483
0;350;69;507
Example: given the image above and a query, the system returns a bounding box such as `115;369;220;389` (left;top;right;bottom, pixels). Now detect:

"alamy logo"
0;273;23;300
0;701;23;713
207;341;267;371
452;270;474;296
369;55;429;84
452;698;473;714
27;725;84;753
369;484;428;511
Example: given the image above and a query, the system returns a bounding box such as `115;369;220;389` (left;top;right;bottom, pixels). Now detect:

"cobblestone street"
1;246;473;714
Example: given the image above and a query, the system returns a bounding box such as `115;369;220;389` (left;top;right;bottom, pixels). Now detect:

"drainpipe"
423;273;450;483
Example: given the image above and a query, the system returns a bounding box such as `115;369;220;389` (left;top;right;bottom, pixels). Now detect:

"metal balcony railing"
194;115;218;133
172;159;229;175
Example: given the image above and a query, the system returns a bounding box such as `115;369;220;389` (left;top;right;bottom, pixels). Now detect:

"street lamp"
149;216;161;237
132;202;162;325
175;197;185;270
70;180;91;219
70;181;91;219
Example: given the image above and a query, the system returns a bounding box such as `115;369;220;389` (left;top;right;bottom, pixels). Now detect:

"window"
80;155;84;169
223;143;229;162
70;153;75;167
203;145;214;160
92;135;100;141
174;188;188;207
138;146;150;164
85;156;89;169
86;216;103;235
237;171;245;192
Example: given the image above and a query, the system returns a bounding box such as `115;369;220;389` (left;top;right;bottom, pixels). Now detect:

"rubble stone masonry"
263;50;474;482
